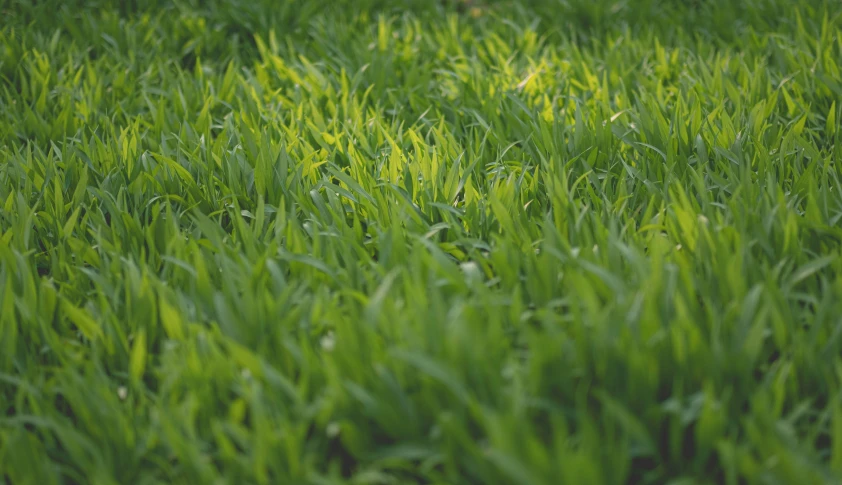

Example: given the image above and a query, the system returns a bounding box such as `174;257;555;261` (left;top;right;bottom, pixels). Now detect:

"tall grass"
1;0;841;483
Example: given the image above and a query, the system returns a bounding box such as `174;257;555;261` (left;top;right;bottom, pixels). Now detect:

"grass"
1;0;841;483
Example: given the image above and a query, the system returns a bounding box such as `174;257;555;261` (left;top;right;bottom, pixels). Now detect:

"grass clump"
1;0;842;483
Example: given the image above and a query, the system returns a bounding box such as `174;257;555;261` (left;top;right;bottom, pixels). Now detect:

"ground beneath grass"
1;0;842;483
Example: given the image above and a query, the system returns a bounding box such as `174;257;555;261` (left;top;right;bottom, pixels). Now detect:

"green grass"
1;0;841;483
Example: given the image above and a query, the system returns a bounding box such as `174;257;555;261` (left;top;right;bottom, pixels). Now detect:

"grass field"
2;0;842;483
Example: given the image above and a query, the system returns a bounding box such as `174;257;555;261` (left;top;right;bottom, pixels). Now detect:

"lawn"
1;0;841;483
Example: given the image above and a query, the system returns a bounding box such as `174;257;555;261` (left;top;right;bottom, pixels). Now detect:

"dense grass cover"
1;0;842;483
